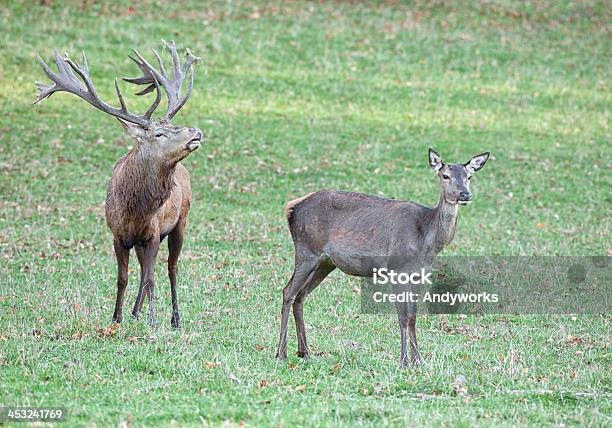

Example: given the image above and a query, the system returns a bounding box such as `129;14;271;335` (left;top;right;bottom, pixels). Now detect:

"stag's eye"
442;174;450;180
155;132;166;138
468;176;472;180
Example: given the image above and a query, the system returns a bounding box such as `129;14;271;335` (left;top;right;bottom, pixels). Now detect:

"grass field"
0;0;610;426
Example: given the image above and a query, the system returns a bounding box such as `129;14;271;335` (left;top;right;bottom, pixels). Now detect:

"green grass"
0;0;610;426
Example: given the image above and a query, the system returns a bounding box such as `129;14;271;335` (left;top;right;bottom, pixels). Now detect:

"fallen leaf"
96;323;120;338
295;384;306;392
259;380;268;388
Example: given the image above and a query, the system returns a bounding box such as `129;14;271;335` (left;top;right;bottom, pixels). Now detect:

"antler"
34;50;161;127
123;40;201;120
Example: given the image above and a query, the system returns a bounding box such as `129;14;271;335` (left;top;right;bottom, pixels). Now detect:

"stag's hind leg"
168;220;186;329
112;240;130;323
132;246;147;318
132;239;160;327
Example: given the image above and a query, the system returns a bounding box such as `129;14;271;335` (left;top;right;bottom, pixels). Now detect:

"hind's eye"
442;174;450;180
468;176;472;180
155;133;165;138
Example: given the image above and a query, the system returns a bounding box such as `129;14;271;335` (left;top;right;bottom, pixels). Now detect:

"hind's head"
428;148;490;205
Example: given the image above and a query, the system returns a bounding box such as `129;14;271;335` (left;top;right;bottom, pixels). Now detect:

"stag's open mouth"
457;200;472;205
185;132;202;151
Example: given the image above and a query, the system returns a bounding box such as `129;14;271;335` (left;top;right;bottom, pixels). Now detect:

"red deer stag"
276;148;489;366
34;41;203;328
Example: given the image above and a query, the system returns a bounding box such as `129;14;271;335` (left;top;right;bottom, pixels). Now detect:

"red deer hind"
34;40;203;328
276;148;489;366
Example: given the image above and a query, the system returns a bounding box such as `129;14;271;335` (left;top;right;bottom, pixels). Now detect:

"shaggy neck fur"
116;145;177;219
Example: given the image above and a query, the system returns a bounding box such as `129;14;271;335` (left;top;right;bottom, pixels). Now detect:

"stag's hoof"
170;315;182;329
400;357;422;368
275;351;287;360
296;351;310;358
147;315;157;328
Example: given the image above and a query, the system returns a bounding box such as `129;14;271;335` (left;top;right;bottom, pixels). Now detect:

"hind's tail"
284;192;315;224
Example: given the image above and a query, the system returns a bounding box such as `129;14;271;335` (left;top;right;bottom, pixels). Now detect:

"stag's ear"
465;152;490;173
429;148;443;172
117;118;145;141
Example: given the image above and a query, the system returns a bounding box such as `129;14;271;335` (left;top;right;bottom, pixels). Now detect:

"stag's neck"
429;194;458;253
113;148;177;218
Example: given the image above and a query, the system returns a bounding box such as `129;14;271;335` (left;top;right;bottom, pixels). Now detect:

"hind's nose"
459;191;472;201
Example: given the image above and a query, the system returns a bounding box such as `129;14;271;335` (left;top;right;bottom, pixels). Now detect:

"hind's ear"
117;118;145;141
465;152;490;173
429;148;443;172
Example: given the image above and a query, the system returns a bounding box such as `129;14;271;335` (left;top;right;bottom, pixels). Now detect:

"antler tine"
182;48;201;75
132;49;163;81
143;75;162;121
123;40;201;120
63;54;96;96
167;66;194;120
124;50;162;96
151;48;168;79
162;40;181;80
114;78;128;112
33;48;161;127
53;50;72;77
34;54;60;103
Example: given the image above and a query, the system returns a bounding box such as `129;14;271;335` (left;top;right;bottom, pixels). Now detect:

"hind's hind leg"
293;263;335;358
276;254;321;359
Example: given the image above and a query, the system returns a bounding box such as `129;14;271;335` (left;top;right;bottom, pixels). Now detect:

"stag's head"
428;148;490;205
119;119;203;164
34;40;203;164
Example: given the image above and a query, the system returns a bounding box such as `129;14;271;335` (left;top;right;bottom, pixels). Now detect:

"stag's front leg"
132;239;160;327
112;240;130;323
168;221;186;329
132;246;147;319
